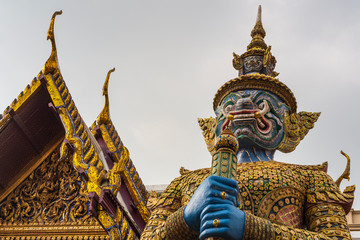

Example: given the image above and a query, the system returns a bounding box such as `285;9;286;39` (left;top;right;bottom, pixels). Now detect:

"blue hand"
199;204;245;240
183;175;239;231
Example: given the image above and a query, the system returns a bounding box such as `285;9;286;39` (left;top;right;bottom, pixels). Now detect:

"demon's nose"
236;97;256;110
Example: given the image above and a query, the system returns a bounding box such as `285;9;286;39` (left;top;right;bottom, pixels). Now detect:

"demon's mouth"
222;101;272;134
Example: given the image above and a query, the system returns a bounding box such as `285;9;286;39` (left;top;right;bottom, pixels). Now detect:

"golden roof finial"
97;68;115;125
42;10;62;75
247;5;267;51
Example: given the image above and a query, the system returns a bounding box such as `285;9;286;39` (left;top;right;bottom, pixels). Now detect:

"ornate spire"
42;10;62;75
216;6;297;114
233;5;277;77
97;68;115;125
248;5;267;51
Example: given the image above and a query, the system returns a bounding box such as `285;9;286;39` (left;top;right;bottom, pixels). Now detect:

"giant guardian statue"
141;6;355;240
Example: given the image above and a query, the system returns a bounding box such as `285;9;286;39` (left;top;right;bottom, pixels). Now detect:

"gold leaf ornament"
335;151;351;187
232;52;243;71
42;10;62;75
263;46;272;67
97;68;115;125
278;111;320;153
198;117;217;155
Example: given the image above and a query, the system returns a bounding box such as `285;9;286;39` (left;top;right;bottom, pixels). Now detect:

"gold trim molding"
0;222;108;239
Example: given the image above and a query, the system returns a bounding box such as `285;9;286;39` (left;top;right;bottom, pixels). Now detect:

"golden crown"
213;6;297;114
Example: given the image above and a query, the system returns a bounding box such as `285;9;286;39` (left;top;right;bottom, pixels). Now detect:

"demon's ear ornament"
232;52;243;76
198;117;217;156
263;46;272;67
278;111;321;153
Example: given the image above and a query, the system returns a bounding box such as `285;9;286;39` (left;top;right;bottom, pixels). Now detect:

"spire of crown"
233;5;278;77
215;6;297;114
248;5;267;51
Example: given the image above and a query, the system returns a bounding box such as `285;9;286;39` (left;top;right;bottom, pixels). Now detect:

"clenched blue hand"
183;175;240;232
199;203;245;240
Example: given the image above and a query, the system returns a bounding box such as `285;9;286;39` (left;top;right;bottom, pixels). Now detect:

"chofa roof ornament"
42;10;62;75
97;68;116;125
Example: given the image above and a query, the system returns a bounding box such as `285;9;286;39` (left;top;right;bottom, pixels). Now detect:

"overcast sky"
0;1;359;209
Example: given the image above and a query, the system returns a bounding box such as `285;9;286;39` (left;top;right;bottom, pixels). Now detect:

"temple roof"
0;11;150;239
0;77;65;202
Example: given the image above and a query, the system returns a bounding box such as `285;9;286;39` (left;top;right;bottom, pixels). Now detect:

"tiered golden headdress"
213;6;297;114
201;6;320;154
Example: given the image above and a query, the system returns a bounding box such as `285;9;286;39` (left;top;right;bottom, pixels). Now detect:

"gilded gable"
0;146;108;239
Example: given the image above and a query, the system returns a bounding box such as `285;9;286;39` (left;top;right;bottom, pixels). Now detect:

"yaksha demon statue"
141;6;355;240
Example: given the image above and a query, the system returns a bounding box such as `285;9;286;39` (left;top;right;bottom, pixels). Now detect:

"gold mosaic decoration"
141;161;354;239
277;111;321;153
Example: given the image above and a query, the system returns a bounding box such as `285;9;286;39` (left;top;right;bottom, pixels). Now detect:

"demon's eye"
223;101;235;114
224;105;232;114
255;99;268;110
258;100;266;110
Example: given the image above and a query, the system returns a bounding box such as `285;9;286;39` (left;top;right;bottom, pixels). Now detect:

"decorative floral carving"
278;111;321;153
0;148;92;224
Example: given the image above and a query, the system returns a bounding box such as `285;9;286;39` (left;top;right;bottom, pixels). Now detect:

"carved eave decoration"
90;68;150;230
0;146;109;239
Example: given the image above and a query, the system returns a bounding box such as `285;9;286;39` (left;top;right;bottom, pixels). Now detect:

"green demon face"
215;89;290;150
